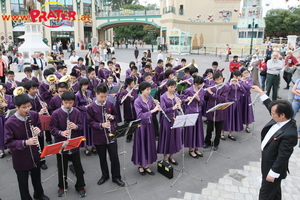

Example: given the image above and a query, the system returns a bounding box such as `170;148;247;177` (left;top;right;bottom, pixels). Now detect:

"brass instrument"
152;69;157;74
46;74;57;94
0;85;7;115
13;86;25;96
27;112;42;154
114;67;120;74
60;75;72;91
176;59;197;73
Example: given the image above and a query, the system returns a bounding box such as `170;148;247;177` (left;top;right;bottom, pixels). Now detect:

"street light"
249;18;255;55
144;0;147;15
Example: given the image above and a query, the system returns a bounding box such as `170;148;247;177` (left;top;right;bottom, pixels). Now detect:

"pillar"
287;35;297;48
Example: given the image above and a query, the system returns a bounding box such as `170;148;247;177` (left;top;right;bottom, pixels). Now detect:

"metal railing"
163;6;176;14
97;9;160;17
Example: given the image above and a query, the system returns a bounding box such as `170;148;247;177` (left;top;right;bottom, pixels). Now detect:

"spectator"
229;55;240;78
291;78;300;119
157;50;164;62
266;42;273;59
249;55;260;87
259;57;268;90
147;49;151;59
283;50;298;90
280;43;287;58
225;44;231;62
103;47;108;61
134;47;139;61
0;54;8;83
16;53;25;72
69;51;79;68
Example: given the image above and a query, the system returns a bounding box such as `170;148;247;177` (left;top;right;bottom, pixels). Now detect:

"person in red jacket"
229;56;240;79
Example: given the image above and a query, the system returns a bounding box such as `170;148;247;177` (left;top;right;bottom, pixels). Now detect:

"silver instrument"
36;93;50;116
175;95;184;115
204;83;224;91
187;86;204;106
27;112;42;154
150;96;171;123
103;106;114;144
66;109;72;155
177;77;193;85
120;85;138;104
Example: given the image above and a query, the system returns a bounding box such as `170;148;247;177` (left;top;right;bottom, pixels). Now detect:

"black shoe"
283;87;289;90
0;152;5;158
212;146;218;151
144;167;155;175
97;177;109;185
126;138;131;143
138;167;145;176
57;189;65;197
112;179;125;187
168;157;178;166
84;149;91;156
46;141;52;145
203;143;210;148
34;194;50;200
91;147;97;155
204;119;208;124
78;189;86;198
194;149;203;157
189;150;199;159
69;164;76;175
40;163;48;170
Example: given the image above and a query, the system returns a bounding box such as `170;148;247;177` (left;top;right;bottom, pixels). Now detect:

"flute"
187;86;204;106
158;81;168;88
204;83;224;91
27;112;42;154
150;96;171;123
120;84;138;104
177;77;193;84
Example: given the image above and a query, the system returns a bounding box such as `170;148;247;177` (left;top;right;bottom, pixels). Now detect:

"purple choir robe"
126;75;142;85
22;76;39;85
72;64;86;77
98;68;110;81
204;77;215;88
180;75;193;88
118;89;138;120
103;69;118;82
222;81;246;132
182;86;205;148
150;82;158;89
125;68;131;78
86;100;118;145
88;78;100;97
39;81;53;105
48;95;62;114
0;95;14;150
72;82;79;93
203;69;222;79
158;79;168;95
75;90;93;147
54;72;63;79
157;93;182;154
173;64;183;71
77;75;87;82
5;80;21;95
28;94;45;113
132;96;157;166
240;78;254;125
4;111;42;170
205;83;230;122
50;107;83;155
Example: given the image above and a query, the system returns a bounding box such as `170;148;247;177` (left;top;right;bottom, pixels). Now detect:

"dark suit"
259;98;298;200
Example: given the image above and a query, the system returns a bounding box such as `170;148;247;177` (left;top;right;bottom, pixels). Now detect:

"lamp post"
144;0;147;15
249;18;255;55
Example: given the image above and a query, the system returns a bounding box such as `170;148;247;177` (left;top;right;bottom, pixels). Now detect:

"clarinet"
150;96;171;123
27;112;42;154
66;109;72;154
103;106;114;144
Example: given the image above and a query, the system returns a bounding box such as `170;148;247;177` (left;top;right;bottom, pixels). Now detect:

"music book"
171;114;199;129
39;115;52;131
109;85;121;94
206;102;234;113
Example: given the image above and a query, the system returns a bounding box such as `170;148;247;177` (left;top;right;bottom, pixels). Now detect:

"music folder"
109;85;122;94
206;102;234;113
39;115;52;131
110;119;141;141
171;114;199;129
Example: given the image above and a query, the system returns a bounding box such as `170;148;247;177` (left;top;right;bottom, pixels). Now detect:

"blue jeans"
292;100;300;119
17;63;24;72
260;75;266;89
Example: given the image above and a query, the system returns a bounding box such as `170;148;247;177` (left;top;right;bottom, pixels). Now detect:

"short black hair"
233;55;238;59
100;62;105;66
212;61;218;66
88;67;95;74
57;65;67;71
43;69;54;78
166;79;177;87
165;69;174;79
194;76;204;85
184;67;190;73
189;67;198;75
268;100;294;119
138;81;151;93
157;59;163;64
144;65;151;69
213;72;223;80
80;68;86;72
107;61;113;65
143;72;152;78
7;71;14;75
232;70;242;77
57;82;68;89
125;78;134;86
131;66;138;71
129;61;136;67
106;74;114;79
78;57;84;61
111;57;116;60
70;72;78;78
79;78;89;86
165;63;173;68
14;94;31;107
146;59;152;63
96;83;108;94
181;58;186;62
240;68;249;73
48;67;56;73
24;67;32;72
205;68;214;74
0;83;7;89
24;80;39;90
61;91;75;101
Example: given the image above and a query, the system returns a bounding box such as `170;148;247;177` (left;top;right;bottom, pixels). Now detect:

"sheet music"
171;114;199;129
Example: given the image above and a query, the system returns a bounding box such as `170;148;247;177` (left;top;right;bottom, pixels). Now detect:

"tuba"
46;74;57;94
0;85;7;114
60;75;72;91
13;86;25;96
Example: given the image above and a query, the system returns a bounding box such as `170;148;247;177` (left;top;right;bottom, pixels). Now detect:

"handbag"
260;71;267;76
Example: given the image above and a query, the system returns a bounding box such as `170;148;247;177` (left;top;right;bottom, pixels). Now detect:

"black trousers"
0;76;5;83
152;113;159;137
95;65;99;76
56;152;85;191
15;164;44;200
125;119;135;140
37;136;46;165
44;130;52;142
205;120;224;147
283;71;292;88
259;177;282;200
95;142;121;180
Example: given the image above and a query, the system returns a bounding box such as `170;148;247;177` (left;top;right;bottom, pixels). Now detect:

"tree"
120;4;145;10
111;0;139;10
264;8;300;37
114;25;147;41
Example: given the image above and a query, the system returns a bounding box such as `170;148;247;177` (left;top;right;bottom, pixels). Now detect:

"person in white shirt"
69;51;79;68
156;50;164;62
2;51;9;65
31;53;44;81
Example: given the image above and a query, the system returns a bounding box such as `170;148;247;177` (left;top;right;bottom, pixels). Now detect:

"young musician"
75;78;94;156
93;51;103;76
22;67;39;85
203;61;223;78
132;81;159;175
4;94;49;200
158;63;173;83
204;69;215;87
189;67;199;77
86;84;125;187
50;91;86;198
179;67;192;85
112;57;121;73
144;72;158;89
77;68;87;81
55;65;67;80
0;83;14;158
221;70;246;141
182;76;205;158
126;61;136;78
173;58;186;71
154;59;164;82
118;78;138;143
159;69;175;95
204;72;229;150
6;71;20;96
127;66;141;85
70;72;79;92
97;62;108;82
87;68;100;97
240;68;254;133
107;60;119;82
157;79;182;165
72;57;86;77
48;82;69;114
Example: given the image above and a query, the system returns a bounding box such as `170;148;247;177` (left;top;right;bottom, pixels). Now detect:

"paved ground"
1;46;299;200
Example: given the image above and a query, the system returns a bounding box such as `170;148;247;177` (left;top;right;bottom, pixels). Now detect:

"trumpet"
46;74;57;94
27;112;42;154
152;69;157;74
120;84;138;104
103;106;114;144
0;85;7;115
13;86;25;96
187;86;204;106
113;66;121;74
150;96;171;123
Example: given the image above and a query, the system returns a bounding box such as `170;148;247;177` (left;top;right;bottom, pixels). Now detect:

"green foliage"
114;25;148;41
120;4;145;10
264;8;300;37
111;0;139;10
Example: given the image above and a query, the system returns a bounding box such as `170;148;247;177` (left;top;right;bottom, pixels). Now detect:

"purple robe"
205;83;230;122
48;95;62;114
204;77;215;88
182;86;205;148
203;69;221;79
240;78;254;124
157;93;182;154
4;111;42;170
39;81;53;105
173;64;183;71
50;107;83;155
103;69;118;82
22;76;39;85
150;82;158;89
54;72;63;79
158;79;168;95
88;78;100;97
87;101;118;145
118;89;138;120
28;94;45;113
132;96;157;166
72;64;86;77
72;82;79;93
98;68;110;81
77;75;87;82
0;95;14;150
125;68;131;78
5;80;21;95
222;81;246;132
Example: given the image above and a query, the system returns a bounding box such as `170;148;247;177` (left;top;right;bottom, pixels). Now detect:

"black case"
157;160;173;179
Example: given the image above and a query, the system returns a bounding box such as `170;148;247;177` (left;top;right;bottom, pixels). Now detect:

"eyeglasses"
20;105;32;111
270;112;276;116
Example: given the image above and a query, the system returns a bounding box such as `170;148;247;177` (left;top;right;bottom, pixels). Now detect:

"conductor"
251;86;298;200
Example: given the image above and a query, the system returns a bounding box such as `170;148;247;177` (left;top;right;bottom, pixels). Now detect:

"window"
258;32;264;38
179;5;184;15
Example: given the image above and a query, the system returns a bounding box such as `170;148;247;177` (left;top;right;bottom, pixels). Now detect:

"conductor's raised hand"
251;85;264;95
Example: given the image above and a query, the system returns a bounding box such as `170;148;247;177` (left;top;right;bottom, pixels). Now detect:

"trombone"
176;59;197;73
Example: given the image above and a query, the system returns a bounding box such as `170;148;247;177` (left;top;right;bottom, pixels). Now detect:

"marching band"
1;55;255;200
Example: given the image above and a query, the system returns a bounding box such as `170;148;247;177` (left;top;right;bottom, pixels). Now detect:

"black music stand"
170;114;202;187
204;102;233;164
104;119;141;200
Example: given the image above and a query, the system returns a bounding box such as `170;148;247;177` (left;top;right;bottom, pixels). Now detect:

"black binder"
157;160;173;179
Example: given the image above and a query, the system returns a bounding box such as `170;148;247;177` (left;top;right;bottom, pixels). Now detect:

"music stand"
170;114;202;187
39;115;51;131
104;119;141;200
204;102;233;164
